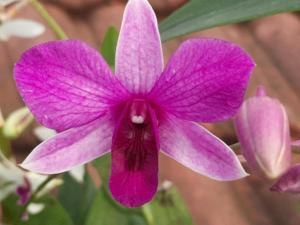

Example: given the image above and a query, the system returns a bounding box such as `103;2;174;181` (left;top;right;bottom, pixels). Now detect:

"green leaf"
159;0;300;41
147;187;194;225
92;153;111;185
85;189;146;225
2;195;74;225
100;26;119;69
58;172;97;225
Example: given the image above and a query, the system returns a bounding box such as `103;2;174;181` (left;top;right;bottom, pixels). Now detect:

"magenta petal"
150;38;255;122
270;164;300;193
160;115;247;181
20;116;113;174
16;178;31;205
109;101;159;207
14;40;129;132
115;0;163;94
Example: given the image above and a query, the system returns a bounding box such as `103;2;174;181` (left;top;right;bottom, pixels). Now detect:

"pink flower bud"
234;86;291;179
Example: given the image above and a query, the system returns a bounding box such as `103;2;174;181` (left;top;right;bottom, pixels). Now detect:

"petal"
20;116;113;174
160;115;247;181
270;164;300;193
0;19;45;41
27;203;45;215
34;126;56;141
14;40;129;132
115;0;163;94
150;38;255;122
69;165;85;183
109;101;159;207
234;92;291;179
16;178;31;205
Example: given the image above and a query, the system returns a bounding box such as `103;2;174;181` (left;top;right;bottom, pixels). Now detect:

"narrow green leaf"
100;26;119;69
2;195;74;225
58;173;97;225
159;0;300;41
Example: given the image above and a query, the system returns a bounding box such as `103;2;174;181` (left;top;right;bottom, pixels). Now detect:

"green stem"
17;174;58;222
0;129;12;158
141;204;154;225
30;0;67;40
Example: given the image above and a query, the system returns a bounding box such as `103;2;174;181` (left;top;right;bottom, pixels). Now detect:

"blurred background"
1;0;300;224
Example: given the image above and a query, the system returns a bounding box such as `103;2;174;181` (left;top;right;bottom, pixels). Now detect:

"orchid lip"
130;99;148;125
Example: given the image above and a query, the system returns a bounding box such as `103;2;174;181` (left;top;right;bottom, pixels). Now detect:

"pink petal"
270;164;300;193
234;92;291;179
160;114;247;181
150;38;255;122
14;40;129;132
20;116;113;174
109;100;159;207
115;0;163;94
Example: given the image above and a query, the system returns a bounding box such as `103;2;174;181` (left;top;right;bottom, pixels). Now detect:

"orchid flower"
234;86;291;179
14;0;254;207
0;151;62;214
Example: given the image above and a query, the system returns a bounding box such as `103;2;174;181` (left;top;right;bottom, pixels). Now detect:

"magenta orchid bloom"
15;0;254;207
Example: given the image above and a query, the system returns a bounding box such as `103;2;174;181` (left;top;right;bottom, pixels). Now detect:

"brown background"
1;0;300;224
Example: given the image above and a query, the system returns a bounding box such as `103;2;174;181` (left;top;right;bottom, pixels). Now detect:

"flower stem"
30;0;67;40
141;204;154;225
0;129;12;158
18;174;58;222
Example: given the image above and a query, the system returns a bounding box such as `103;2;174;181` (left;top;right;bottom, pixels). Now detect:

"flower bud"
3;107;34;139
234;86;291;179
